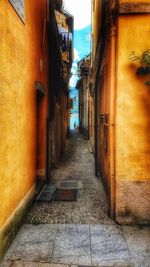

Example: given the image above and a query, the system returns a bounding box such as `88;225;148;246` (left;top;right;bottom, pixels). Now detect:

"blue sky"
74;26;91;60
64;0;91;30
72;25;91;85
64;0;91;86
64;0;91;128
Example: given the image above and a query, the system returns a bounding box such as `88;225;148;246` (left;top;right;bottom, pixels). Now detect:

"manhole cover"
53;189;77;201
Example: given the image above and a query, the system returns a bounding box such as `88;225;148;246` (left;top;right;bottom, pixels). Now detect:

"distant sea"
70;113;79;129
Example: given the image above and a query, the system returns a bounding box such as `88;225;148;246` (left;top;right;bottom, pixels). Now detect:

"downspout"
94;0;106;177
46;1;51;184
46;0;55;183
109;1;118;219
94;71;99;176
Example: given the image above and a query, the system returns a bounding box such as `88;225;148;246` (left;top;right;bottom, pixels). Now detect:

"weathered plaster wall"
81;77;89;131
0;0;48;229
90;0;102;152
89;96;95;152
116;14;150;224
92;0;102;57
0;184;35;259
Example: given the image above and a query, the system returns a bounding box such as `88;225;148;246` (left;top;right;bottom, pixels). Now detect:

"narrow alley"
0;0;150;266
25;130;111;225
1;131;150;267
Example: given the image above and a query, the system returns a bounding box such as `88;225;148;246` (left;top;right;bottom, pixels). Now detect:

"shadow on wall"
116;63;150;224
128;62;150;139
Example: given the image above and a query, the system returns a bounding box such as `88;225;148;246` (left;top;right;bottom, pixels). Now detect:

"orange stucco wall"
92;0;102;58
115;13;150;223
91;0;150;223
0;0;48;227
116;14;150;182
90;0;102;152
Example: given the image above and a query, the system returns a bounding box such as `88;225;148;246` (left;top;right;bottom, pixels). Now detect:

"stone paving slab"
3;224;150;266
90;225;131;266
4;225;57;262
122;226;150;253
1;262;70;267
51;225;91;265
0;224;150;267
56;224;89;236
122;226;150;267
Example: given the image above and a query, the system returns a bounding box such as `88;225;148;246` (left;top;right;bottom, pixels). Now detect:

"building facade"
0;0;73;257
90;0;150;224
48;2;73;169
77;55;90;137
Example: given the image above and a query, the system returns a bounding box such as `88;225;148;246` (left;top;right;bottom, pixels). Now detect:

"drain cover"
53;189;77;201
42;184;57;192
36;184;57;202
36;192;54;202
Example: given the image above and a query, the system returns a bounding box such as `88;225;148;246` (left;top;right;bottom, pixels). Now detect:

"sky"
64;0;91;30
64;0;91;128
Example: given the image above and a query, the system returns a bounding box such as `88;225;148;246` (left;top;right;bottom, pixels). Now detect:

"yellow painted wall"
91;0;150;223
92;0;102;58
116;14;150;182
90;0;102;152
115;13;150;223
0;0;48;228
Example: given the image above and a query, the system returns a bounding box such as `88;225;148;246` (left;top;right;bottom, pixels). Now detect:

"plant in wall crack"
129;50;150;86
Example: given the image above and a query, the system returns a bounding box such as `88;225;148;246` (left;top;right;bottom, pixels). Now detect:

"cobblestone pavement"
25;130;113;225
1;131;150;267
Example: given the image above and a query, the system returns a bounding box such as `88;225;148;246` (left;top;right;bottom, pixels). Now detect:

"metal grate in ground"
36;184;57;202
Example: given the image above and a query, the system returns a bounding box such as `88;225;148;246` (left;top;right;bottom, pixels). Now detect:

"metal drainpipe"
109;8;118;219
94;76;99;176
46;1;55;184
94;0;106;177
108;30;116;217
